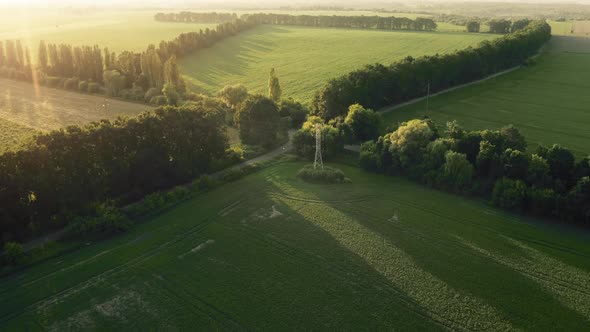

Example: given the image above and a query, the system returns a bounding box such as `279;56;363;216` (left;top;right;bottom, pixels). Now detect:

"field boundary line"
378;66;522;114
379;46;549;115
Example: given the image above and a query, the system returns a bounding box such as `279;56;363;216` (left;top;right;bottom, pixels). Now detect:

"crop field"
180;25;495;103
0;79;152;152
1;162;588;330
549;20;590;36
0;10;216;53
382;36;590;157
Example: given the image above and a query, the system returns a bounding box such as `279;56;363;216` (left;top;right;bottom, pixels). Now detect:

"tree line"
311;20;551;120
0;105;228;245
241;13;438;32
0;18;256;104
359;119;590;226
155;12;238;23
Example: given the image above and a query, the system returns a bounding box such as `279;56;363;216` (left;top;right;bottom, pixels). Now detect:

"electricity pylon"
314;124;323;170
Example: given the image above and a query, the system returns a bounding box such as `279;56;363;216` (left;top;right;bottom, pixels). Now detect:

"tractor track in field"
0;215;218;324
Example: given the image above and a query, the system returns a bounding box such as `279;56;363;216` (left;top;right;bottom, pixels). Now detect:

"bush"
78;80;89;92
492;178;527;210
87;82;100;94
150;95;167;106
3;241;25;265
66;202;133;237
45;76;63;88
144;87;161;103
297;165;349;184
64;77;79;90
279;99;308;128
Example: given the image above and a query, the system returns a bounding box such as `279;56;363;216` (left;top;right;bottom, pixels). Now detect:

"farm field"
0;79;152;151
179;25;495;103
549;20;590;36
0;10;216;53
382;36;590;157
1;162;589;330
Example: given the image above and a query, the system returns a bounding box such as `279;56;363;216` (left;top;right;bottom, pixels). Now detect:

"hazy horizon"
2;0;590;9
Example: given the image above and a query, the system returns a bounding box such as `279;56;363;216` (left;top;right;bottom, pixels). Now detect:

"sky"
1;0;590;7
0;0;590;7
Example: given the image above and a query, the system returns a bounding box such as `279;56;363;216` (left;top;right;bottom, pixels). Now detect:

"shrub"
78;80;89;92
144;87;161;102
150;95;167;106
119;89;133;100
492;178;527;210
66;202;133;237
297;165;349;184
45;76;63;88
3;242;25;265
87;82;100;94
64;77;79;90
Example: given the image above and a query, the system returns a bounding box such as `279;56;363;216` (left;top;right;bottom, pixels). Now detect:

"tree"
537;144;575;187
466;21;481;33
162;83;179;106
141;48;164;89
344;104;381;142
503;148;529;179
565;177;590;224
511;19;531;33
235;95;280;147
103;70;127;97
389;119;438;168
268;68;282;102
163;55;184;93
526;154;550;187
38;40;48;72
218;84;248;110
279;98;308;128
492;178;527;210
442;151;474;191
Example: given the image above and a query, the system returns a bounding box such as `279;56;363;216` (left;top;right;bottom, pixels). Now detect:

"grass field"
0;9;216;53
382;36;590;157
0;79;152;152
1;161;588;330
180;25;494;103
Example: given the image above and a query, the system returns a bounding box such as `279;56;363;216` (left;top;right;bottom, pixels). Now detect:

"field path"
378;66;523;115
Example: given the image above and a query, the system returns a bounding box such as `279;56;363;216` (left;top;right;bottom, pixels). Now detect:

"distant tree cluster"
242;13;438;31
0;105;228;245
0;19;256;105
311;20;551;120
360;119;590;226
155;12;238;23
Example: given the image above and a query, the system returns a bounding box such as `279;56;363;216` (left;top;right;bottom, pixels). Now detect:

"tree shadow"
301;165;590;330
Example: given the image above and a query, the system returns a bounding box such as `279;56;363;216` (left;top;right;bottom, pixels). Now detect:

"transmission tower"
314;124;323;170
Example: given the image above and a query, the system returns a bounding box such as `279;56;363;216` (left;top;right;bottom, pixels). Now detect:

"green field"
1;161;589;330
549;20;590;36
383;36;590;157
0;79;152;152
180;25;494;103
0;9;216;53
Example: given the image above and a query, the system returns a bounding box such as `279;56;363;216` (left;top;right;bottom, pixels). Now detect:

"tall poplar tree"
268;68;282;102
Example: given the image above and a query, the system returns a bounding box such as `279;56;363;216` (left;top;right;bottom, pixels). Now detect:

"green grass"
180;25;495;103
382;36;590;157
1;161;589;330
0;9;216;53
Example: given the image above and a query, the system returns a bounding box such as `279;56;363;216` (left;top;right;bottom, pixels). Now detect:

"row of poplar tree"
0;19;256;103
